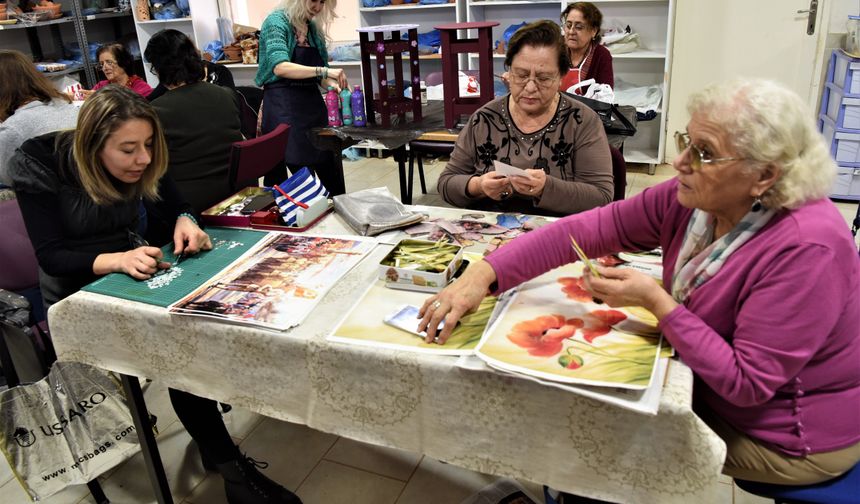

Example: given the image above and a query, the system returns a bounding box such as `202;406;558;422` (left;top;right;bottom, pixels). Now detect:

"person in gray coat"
0;50;79;186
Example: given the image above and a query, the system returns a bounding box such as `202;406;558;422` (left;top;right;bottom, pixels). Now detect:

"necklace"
504;95;563;143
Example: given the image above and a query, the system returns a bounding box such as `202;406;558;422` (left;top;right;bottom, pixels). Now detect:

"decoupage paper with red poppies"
476;263;670;389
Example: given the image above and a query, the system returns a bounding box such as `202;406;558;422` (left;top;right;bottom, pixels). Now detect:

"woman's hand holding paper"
418;259;498;344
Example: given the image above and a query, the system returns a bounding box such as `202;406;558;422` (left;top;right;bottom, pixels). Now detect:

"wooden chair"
228;123;291;191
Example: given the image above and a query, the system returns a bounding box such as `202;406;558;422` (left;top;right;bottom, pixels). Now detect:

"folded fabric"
333;187;425;236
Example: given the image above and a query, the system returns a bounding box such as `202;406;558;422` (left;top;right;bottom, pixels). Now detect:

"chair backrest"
0;199;39;292
235;86;264;140
228;123;291;191
609;146;626;201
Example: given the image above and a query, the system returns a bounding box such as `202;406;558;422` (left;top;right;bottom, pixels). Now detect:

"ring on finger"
432;300;442;310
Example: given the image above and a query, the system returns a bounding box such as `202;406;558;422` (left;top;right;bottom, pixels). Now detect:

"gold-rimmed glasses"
563;21;590;32
674;131;743;171
508;70;560;90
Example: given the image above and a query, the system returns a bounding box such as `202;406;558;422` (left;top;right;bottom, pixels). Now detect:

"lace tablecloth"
48;211;726;504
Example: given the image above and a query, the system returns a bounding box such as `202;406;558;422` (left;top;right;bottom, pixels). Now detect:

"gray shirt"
0;99;79;186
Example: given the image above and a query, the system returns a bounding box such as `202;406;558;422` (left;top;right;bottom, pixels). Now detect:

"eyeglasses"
675;131;743;171
97;60;117;70
508;71;560;90
563;21;591;32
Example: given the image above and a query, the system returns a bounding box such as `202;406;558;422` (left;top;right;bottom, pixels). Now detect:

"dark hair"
96;43;136;78
0;50;70;121
504;20;570;76
144;29;205;87
561;2;604;44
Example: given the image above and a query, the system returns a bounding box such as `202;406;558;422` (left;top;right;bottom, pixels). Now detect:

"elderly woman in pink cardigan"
419;78;860;488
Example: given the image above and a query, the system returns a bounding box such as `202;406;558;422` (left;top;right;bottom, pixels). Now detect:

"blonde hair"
687;78;835;210
73;86;168;205
279;0;337;44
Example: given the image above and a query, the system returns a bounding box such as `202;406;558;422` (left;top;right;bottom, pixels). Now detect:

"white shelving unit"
130;0;220;87
464;0;674;168
585;0;674;168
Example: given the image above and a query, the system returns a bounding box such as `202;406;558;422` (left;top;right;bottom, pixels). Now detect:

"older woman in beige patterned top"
437;20;613;217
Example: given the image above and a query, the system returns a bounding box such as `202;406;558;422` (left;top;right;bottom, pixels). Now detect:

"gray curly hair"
687;78;835;209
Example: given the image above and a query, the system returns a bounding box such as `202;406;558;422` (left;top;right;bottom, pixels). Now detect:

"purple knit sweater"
485;178;860;456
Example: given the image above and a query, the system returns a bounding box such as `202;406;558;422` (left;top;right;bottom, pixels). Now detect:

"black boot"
216;454;302;504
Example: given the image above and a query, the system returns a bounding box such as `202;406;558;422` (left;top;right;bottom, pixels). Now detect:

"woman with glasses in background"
438;20;613;216
559;2;613;94
78;43;152;99
423;79;860;494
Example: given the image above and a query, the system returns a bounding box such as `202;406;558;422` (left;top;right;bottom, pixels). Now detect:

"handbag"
563;91;637;137
271;167;330;226
0;361;140;501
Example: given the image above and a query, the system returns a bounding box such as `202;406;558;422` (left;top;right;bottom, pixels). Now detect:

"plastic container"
324;86;342;126
829;50;860;94
823;82;860;129
351;85;366;127
820;114;860;164
847;16;860;58
340;88;353;125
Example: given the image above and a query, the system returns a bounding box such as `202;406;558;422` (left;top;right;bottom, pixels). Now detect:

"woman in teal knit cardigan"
256;0;349;192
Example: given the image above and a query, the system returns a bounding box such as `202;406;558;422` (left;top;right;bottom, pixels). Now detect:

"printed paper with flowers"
476;263;671;389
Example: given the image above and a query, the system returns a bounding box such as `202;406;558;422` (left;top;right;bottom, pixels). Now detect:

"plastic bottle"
420;80;427;105
340;88;353;126
351;85;366;127
324;86;342;127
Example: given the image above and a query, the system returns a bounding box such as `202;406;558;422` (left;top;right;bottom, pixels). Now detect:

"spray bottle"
324;86;342;127
351;85;366;127
340;88;353;126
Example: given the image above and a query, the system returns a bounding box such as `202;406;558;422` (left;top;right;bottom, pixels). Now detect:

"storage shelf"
623;148;659;165
360;3;456;12
41;63;86;77
83;10;133;21
137;17;192;24
612;49;666;59
0;16;74;30
467;0;560;6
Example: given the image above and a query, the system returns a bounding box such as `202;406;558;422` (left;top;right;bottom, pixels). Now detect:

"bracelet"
177;212;198;226
314;66;321;78
323;66;329;79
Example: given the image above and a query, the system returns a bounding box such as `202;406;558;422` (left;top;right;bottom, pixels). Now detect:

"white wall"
665;0;857;162
235;0;360;43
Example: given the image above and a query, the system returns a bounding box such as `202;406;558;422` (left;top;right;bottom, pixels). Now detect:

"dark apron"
262;45;328;167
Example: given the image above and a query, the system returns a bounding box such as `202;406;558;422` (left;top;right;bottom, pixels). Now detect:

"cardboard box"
379;239;463;293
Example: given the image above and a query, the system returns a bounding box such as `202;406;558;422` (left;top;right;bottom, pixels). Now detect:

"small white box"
379;239;464;293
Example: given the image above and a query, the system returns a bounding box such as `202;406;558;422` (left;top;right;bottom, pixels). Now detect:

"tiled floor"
3;155;855;504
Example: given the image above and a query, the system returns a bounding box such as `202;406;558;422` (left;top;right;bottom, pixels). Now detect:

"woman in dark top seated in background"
9;86;301;504
144;29;244;216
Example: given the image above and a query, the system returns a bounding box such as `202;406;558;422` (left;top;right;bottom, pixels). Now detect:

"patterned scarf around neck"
671;205;776;303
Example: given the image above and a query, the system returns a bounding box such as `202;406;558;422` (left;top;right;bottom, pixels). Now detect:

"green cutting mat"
82;227;269;307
